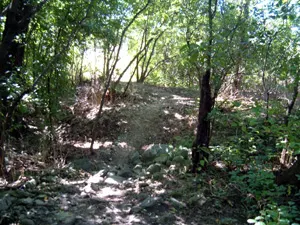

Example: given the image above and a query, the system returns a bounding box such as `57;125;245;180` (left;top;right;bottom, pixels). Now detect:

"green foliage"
180;43;200;64
276;115;300;156
230;167;286;207
248;202;300;225
173;135;194;148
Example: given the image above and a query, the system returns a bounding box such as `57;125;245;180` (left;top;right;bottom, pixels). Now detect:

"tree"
232;0;250;95
0;0;49;177
191;0;215;173
89;0;151;153
181;0;239;172
0;0;95;177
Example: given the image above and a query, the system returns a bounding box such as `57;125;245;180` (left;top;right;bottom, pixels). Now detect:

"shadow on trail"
0;83;247;224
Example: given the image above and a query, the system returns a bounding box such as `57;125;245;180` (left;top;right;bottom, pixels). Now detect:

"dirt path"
0;83;246;225
117;84;198;149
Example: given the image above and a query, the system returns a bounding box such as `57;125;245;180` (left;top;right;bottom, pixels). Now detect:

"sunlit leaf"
254;222;266;225
247;219;256;224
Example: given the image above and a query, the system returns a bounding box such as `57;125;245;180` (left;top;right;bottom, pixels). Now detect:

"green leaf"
294;149;300;155
200;160;205;167
255;216;264;220
289;14;296;20
232;101;241;107
279;219;290;225
254;222;266;225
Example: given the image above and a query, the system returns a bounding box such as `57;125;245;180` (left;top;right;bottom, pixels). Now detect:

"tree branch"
5;0;94;127
18;0;50;27
142;31;164;81
0;4;9;17
115;37;154;85
90;0;151;152
109;0;151;80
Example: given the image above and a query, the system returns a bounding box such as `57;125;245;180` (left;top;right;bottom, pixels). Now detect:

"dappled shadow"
1;83;250;224
1;137;247;224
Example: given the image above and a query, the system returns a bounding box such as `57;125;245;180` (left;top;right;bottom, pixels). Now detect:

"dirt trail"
0;83;246;225
58;84;208;225
117;84;197;150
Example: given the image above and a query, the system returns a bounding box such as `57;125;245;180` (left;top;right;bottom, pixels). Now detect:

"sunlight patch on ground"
97;186;125;198
128;215;142;223
149;180;163;188
154;188;166;195
73;141;114;150
117;119;128;126
86;106;113;120
103;106;113;111
163;126;170;131
174;113;184;120
86;107;99;120
0;178;8;187
117;102;127;108
60;179;86;185
172;95;195;106
73;141;101;149
117;142;128;148
102;141;113;148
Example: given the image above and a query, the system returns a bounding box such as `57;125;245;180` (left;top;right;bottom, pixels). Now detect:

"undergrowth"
207;98;300;224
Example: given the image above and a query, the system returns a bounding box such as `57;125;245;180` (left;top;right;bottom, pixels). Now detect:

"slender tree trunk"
191;0;217;173
102;47;107;80
0;129;7;177
138;31;164;83
192;70;213;172
232;0;250;95
78;47;86;84
284;73;299;126
279;73;299;169
113;37;154;87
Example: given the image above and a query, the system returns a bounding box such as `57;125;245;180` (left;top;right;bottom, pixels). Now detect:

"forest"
0;0;299;224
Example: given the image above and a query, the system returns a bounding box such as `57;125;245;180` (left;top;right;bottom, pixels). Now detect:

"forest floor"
0;83;247;225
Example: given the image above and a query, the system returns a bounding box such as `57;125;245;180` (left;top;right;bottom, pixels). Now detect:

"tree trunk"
192;70;213;173
0;130;7;177
78;47;85;85
276;158;300;187
232;0;250;95
278;73;299;179
191;0;216;173
0;0;33;178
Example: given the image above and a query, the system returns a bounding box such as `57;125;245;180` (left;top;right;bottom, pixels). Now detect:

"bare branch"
0;5;9;17
109;0;151;81
142;31;165;80
115;37;154;85
90;0;151;152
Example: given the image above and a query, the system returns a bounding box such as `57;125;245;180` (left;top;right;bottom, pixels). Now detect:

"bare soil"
0;83;247;225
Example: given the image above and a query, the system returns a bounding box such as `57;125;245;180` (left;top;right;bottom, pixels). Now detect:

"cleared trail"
0;84;246;225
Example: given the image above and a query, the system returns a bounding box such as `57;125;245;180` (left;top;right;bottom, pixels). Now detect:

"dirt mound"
57;83;198;164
